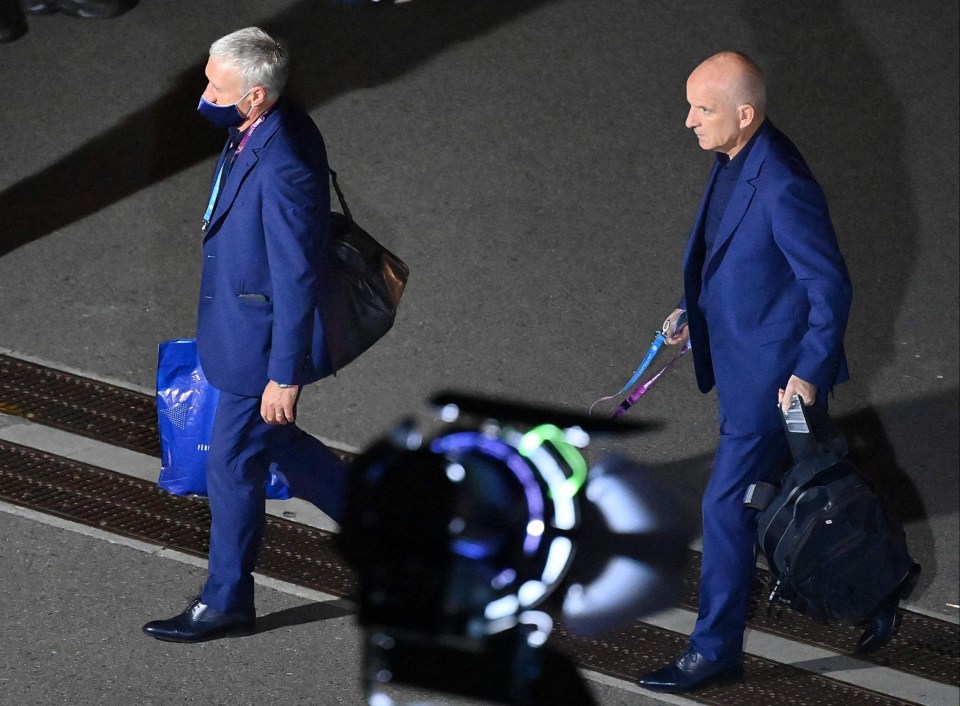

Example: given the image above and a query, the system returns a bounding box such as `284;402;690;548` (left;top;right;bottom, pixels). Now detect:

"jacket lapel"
702;121;773;279
203;104;284;239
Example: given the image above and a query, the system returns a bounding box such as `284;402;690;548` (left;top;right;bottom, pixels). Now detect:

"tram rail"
2;352;957;705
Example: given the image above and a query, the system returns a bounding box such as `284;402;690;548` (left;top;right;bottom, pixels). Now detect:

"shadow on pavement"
651;389;956;598
741;0;919;392
254;598;354;635
0;0;555;257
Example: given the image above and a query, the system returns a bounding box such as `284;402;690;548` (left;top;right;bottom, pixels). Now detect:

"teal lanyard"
589;311;689;417
200;110;271;235
201;160;227;234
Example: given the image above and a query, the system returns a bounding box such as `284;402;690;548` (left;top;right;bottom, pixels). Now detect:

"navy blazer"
681;120;852;432
197;97;332;397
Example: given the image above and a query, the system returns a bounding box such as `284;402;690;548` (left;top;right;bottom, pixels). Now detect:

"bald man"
638;52;854;693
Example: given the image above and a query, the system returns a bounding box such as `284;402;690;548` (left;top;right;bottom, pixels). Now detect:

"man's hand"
663;308;690;346
261;381;300;424
778;375;817;412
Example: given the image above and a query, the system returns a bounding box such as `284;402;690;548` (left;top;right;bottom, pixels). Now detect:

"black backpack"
743;397;917;624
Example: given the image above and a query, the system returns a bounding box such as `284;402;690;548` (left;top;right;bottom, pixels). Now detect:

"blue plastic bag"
156;338;291;499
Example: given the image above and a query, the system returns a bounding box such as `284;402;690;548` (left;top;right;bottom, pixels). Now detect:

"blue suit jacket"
197;97;333;397
681;120;852;432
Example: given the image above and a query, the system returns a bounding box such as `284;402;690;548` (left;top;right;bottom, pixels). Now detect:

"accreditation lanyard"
201;111;269;235
612;341;691;418
589;330;667;416
589;315;692;418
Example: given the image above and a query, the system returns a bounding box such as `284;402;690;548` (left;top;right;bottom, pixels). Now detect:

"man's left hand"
261;381;300;424
778;375;817;412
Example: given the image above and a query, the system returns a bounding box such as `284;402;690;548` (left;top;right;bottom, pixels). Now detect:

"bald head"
685;51;767;159
693;52;767;116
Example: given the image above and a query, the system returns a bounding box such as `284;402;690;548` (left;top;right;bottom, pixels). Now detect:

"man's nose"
684;109;697;128
201;84;217;103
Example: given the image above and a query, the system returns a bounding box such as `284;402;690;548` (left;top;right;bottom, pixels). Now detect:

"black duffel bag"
318;169;409;373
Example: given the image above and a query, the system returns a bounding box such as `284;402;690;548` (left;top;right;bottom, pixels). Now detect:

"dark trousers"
200;388;347;613
689;423;789;661
690;393;830;661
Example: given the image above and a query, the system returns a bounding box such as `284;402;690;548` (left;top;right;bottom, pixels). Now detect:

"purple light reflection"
430;432;544;555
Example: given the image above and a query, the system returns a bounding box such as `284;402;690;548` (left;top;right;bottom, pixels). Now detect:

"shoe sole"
856;610;902;655
853;562;921;655
639;668;744;694
143;623;255;643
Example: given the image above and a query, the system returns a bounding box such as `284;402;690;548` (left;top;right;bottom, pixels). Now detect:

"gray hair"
210;27;289;99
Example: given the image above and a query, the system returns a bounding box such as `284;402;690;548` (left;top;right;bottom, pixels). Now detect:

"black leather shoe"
857;593;899;655
21;0;134;19
142;598;255;643
637;647;743;694
1;0;28;42
856;562;921;655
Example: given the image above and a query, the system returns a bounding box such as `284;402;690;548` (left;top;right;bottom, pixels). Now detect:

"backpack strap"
781;395;849;459
781;394;822;460
744;398;852;511
744;451;846;511
743;481;779;510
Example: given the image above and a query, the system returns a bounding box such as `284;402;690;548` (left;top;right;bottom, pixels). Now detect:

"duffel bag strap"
329;168;354;223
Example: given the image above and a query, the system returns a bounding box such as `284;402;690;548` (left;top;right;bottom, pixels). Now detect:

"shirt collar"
715;126;761;173
227;125;246;149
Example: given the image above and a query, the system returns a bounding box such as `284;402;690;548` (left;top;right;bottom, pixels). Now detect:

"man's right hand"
663;308;689;346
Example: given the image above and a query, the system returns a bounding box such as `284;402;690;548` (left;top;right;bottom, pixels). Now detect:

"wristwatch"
276;382;295;389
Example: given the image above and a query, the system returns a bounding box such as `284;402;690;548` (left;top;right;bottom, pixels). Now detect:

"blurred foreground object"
338;391;692;705
2;0;133;43
335;0;413;5
21;0;135;19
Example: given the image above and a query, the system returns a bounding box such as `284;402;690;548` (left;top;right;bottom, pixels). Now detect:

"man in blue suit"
637;51;854;692
143;27;347;643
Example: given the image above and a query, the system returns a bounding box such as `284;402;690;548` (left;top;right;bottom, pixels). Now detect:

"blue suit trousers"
689;410;790;661
200;388;348;613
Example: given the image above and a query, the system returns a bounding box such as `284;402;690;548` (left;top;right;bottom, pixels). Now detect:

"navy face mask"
197;89;252;128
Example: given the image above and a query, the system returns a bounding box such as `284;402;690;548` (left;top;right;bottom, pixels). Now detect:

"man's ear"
738;103;757;128
250;85;268;109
